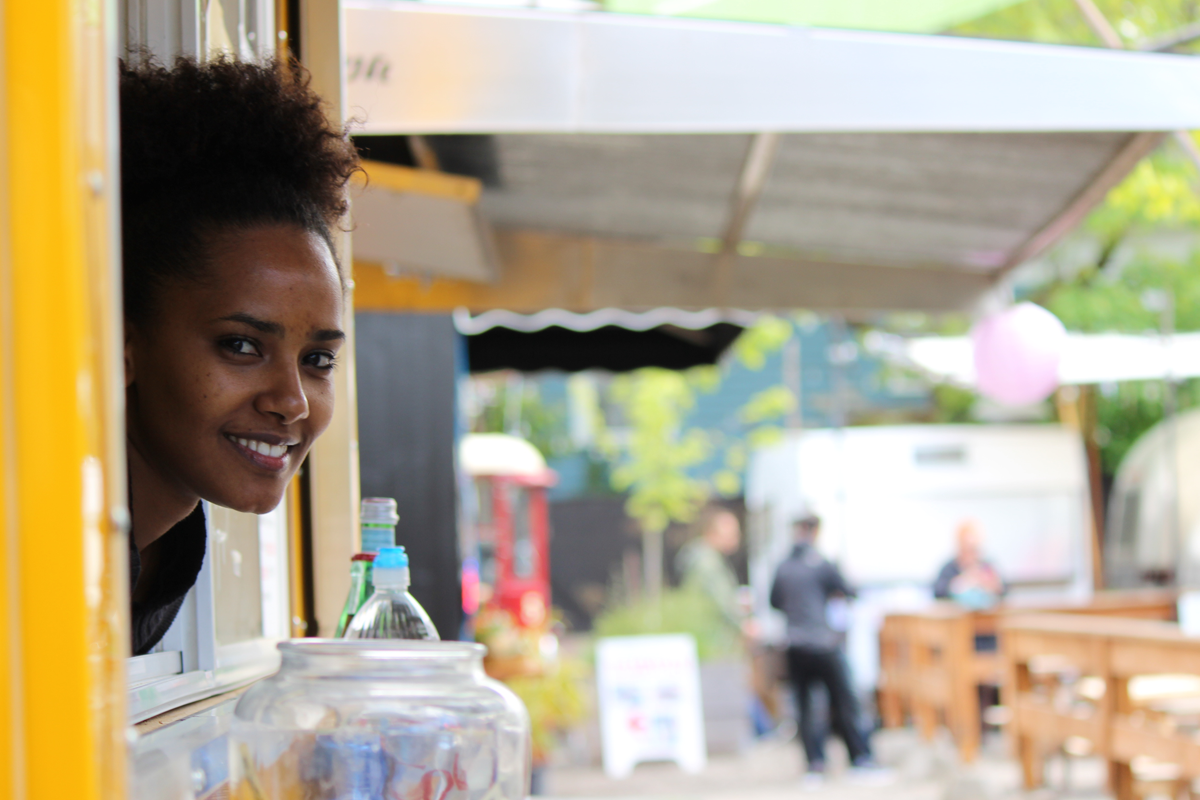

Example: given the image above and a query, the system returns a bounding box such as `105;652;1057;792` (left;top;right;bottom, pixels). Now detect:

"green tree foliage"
1038;144;1200;333
606;368;712;536
476;380;572;459
1046;254;1200;333
953;0;1200;48
504;656;590;763
1095;380;1200;472
932;383;978;423
731;315;793;369
602;0;1027;33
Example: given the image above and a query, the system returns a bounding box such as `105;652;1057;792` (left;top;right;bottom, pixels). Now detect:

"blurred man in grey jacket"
770;514;875;780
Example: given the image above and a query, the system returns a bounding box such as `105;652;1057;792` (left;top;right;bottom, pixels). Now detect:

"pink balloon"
972;303;1067;406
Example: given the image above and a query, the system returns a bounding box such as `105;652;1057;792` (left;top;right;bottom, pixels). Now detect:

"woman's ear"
124;322;135;388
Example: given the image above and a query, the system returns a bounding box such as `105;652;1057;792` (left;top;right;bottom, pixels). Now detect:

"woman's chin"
205;487;286;516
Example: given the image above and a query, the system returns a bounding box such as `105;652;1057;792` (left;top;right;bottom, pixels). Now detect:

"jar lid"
277;639;486;668
351;552;377;562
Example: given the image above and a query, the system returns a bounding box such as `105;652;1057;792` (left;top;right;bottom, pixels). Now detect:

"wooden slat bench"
1004;613;1200;800
878;590;1178;763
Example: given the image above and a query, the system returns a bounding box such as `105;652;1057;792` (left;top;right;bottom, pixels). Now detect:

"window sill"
128;650;278;724
133;685;250;736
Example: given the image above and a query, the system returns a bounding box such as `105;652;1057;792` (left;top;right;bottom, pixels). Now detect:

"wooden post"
912;620;937;741
1107;673;1135;800
949;612;981;763
878;618;904;728
1004;627;1041;789
1056;386;1107;590
299;0;364;637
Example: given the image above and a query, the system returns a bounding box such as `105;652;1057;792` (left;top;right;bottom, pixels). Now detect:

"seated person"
933;520;1006;611
121;56;359;654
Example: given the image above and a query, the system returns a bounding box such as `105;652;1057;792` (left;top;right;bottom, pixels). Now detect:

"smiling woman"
120;57;359;655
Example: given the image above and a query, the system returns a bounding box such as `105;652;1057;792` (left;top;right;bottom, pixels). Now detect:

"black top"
932;558;1006;600
129;503;207;655
769;542;856;651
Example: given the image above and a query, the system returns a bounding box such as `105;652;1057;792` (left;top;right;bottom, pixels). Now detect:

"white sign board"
1179;591;1200;637
595;634;706;779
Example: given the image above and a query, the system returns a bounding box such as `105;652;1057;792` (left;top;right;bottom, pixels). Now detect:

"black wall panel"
355;313;463;639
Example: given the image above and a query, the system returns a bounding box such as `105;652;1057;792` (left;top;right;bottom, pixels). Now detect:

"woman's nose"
256;363;310;424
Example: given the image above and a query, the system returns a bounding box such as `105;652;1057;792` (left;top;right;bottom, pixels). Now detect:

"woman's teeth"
232;437;288;458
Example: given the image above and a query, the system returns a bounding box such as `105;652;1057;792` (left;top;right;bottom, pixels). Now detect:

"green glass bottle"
334;553;376;637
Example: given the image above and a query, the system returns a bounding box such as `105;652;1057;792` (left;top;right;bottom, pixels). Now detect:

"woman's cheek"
307;379;337;437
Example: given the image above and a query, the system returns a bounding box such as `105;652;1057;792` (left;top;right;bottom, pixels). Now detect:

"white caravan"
1106;407;1200;589
745;424;1093;691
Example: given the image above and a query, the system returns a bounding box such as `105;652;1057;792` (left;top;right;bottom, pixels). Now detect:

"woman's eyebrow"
313;329;346;342
218;312;284;336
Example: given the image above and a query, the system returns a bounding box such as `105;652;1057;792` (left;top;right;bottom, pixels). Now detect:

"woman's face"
125;224;344;514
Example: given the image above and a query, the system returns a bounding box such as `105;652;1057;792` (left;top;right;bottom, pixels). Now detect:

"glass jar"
230;640;530;799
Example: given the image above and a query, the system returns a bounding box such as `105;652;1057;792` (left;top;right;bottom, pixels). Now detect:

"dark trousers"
786;645;871;769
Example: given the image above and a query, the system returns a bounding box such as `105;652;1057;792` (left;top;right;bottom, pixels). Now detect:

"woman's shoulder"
129;504;207;655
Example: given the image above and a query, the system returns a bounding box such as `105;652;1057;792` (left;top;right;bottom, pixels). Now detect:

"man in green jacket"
676;505;752;638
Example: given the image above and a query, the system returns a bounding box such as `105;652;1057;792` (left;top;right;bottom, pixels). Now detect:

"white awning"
881;331;1200;386
452;306;757;334
460;433;548;477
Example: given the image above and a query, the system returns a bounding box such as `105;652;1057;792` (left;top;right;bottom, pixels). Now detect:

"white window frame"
127;500;291;724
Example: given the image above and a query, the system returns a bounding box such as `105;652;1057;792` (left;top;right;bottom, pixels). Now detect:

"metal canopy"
480;131;1137;272
345;2;1200;134
345;3;1200;313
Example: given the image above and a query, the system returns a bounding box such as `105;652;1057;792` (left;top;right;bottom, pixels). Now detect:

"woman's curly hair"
120;56;360;323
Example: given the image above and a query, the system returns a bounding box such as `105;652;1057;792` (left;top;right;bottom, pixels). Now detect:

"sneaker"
845;759;897;787
800;771;826;790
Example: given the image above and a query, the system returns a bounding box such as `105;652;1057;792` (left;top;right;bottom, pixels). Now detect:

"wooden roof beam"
354;228;993;314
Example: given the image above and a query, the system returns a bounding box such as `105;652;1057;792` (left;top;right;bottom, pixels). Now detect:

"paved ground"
540;729;1112;800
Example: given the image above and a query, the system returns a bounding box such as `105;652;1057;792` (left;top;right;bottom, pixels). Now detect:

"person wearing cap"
770;513;880;782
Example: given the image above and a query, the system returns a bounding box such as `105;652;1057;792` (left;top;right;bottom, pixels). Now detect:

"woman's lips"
225;434;293;472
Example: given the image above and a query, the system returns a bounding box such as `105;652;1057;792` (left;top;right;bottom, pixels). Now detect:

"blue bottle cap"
374;546;408;570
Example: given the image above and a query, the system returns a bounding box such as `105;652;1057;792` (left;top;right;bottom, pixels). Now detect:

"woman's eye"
221;337;261;357
304;351;337;371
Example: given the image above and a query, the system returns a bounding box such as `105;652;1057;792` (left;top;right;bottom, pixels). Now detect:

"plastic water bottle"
360;497;399;553
343;546;440;640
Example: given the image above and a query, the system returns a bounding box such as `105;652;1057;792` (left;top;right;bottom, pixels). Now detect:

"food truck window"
209;505;265;645
480;542;497;587
126;502;290;723
475;479;493;527
511;487;536;580
115;0;314;731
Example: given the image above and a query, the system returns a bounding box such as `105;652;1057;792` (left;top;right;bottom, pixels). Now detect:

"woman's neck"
127;438;199;552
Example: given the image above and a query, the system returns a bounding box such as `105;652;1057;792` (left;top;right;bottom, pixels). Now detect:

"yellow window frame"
0;0;128;798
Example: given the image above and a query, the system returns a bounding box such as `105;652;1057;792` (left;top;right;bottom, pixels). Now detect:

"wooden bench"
878;590;1178;763
1004;613;1200;800
879;606;983;760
